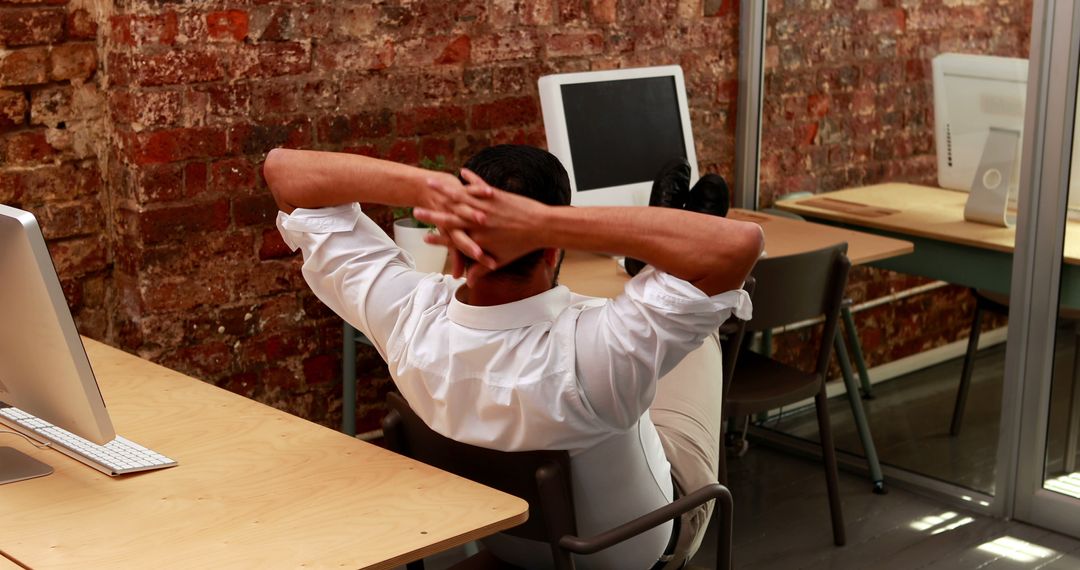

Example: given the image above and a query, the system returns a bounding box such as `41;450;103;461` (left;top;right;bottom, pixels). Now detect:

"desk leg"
841;306;874;399
834;332;886;494
342;321;357;436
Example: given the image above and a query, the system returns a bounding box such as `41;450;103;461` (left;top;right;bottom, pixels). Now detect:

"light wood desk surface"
1;338;527;569
776;183;1080;264
558;208;914;298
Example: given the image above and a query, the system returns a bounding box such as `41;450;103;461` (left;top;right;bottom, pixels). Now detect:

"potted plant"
391;156;449;273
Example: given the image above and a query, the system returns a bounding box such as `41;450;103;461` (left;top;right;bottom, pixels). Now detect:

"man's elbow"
263;148;295;213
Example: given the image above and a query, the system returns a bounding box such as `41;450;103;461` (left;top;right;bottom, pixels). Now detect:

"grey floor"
415;330;1080;569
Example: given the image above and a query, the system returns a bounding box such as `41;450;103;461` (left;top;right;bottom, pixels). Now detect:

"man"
265;145;762;569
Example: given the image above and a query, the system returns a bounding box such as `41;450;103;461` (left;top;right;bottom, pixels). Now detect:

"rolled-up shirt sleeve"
276;203;427;357
574;267;752;429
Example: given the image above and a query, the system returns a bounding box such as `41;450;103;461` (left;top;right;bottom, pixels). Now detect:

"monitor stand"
964;128;1021;228
0;446;53;485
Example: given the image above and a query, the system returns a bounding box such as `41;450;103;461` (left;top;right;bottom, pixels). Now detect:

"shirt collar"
447;284;574;330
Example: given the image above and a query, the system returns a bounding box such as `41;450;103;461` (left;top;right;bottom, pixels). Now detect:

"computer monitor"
933;53;1029;225
0;204;114;483
538;65;699;207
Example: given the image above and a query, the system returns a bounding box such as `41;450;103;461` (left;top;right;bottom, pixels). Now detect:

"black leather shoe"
626;158;693;277
686;173;730;217
649;157;692;209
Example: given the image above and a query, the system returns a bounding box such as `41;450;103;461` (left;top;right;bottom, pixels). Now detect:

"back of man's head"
459;145;571;280
462;145;571;207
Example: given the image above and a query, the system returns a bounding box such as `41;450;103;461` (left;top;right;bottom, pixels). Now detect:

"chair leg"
834;332;886;494
951;304;985;437
814;389;846;546
841;305;875;399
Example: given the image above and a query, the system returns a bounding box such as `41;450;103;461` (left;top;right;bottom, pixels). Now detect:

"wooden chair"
724;243;851;546
382;392;734;570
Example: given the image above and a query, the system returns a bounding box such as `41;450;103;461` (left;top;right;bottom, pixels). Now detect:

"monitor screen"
561;76;687;192
539;65;698;207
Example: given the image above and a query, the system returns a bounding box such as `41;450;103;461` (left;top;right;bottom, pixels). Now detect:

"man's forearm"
263;149;455;214
539;206;763;294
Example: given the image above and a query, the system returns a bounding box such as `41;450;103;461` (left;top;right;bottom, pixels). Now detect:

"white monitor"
933;53;1031;226
538;65;699;207
0;204;114;482
933;53;1029;194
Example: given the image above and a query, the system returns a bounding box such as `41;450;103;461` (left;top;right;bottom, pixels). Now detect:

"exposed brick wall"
0;0;110;338
95;0;740;432
763;0;1031;372
0;0;1033;432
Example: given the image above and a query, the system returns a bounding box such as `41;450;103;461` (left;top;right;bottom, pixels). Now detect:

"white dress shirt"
278;203;751;569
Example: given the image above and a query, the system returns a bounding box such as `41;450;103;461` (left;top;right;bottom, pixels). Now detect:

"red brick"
388;139;419;164
420;137;454;162
233;194;277;227
207;10;249;41
132;49;224;86
110;12;179;46
38;200;103;239
317;110;392;144
227;42;310;79
470;96;537;130
0;89;26;129
66;9;97;40
472;30;539;63
302;353;336;385
228;118;312;155
47;235;107;276
48;43;98;81
158;342;233;382
545;32;604;58
136;199;231;245
396;105;466;136
315;40;393;72
0;46;48;86
3;129;59;164
125;127;228;165
5;160;100;203
109;89;183;127
135;163;185;202
210;158;256;193
435;35;471;65
0;8;64;46
259;227;293;260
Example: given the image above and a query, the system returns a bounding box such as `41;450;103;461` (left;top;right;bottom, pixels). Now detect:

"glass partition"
751;1;1034;498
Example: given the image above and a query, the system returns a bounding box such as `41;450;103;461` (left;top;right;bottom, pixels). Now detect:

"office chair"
382;392;733;570
763;204;885;493
724;243;851;546
951;289;1080;472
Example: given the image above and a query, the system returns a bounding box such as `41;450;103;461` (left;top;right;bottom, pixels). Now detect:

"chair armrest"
557;484;732;559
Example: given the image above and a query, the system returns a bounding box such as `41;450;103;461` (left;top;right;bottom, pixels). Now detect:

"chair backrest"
382;392;578;567
744;243;851;374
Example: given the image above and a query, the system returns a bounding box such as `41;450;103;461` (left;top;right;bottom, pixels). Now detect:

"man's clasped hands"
414;169;548;282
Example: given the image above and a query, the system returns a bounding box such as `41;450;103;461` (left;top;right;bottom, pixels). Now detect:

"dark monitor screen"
561;76;687;192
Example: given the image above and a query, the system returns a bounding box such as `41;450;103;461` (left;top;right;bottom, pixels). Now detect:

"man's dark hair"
460;145;571;280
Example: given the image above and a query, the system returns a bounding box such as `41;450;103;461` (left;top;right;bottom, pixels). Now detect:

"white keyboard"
0;406;177;476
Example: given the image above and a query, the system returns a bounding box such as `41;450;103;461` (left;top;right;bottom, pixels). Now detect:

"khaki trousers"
649;333;725;567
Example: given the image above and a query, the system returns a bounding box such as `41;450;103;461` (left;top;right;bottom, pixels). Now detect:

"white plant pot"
393;218;448;273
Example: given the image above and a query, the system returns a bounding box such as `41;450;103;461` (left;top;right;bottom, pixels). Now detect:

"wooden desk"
776;184;1080;305
559;208;915;298
1;339;527;569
